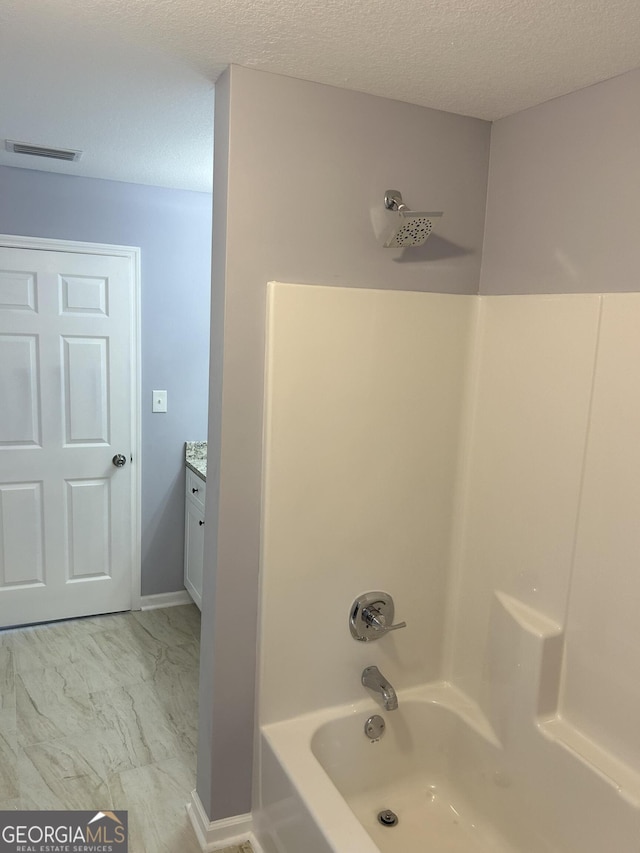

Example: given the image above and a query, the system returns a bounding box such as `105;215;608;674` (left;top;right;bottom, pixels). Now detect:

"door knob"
112;454;127;468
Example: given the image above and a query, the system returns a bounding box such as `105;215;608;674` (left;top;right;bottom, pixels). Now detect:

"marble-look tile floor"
0;604;202;853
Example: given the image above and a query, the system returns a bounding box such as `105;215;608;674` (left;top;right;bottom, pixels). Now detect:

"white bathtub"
256;683;560;853
256;681;640;853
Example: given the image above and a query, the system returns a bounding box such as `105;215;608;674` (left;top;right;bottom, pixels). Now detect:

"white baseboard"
140;590;193;610
187;790;254;852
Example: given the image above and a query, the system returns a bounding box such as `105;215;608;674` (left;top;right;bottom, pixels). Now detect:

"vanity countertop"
185;441;207;481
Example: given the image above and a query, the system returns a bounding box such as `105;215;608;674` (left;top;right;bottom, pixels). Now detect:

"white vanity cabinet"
184;468;206;609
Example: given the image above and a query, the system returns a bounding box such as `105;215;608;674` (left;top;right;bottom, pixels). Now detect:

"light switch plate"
152;390;167;413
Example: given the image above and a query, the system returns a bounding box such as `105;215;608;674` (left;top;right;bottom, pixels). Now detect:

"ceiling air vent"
5;140;83;162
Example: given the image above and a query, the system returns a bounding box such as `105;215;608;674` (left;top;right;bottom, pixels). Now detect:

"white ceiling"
1;0;639;193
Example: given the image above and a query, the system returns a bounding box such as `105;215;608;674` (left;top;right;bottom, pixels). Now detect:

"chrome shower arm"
384;189;407;211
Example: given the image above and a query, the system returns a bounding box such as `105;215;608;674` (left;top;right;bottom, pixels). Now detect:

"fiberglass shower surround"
256;284;640;853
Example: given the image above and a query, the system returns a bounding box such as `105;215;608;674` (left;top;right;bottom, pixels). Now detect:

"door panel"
0;334;41;446
60;275;108;316
65;479;111;579
0;244;136;627
0;270;37;311
0;482;45;586
62;336;110;445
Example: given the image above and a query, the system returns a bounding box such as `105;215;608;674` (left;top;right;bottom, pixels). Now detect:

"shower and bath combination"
382;189;443;248
258;283;640;853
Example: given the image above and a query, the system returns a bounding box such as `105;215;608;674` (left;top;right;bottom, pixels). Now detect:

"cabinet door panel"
184;499;204;609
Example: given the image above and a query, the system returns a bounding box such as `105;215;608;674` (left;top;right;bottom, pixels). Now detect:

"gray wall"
0;165;212;596
481;68;640;294
197;65;491;820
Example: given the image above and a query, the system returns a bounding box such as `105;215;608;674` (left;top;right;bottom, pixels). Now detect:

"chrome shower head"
382;190;443;248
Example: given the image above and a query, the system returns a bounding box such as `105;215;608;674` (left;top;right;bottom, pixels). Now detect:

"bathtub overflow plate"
364;714;385;740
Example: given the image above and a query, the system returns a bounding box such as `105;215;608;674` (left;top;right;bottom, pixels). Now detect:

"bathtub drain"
377;809;398;827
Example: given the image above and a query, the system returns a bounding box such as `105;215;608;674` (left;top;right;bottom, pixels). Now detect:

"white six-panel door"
0;242;139;627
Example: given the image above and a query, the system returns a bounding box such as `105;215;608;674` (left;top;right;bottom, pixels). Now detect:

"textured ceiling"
1;0;639;192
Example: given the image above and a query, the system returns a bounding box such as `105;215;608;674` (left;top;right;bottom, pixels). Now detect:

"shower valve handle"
362;606;407;634
349;591;407;641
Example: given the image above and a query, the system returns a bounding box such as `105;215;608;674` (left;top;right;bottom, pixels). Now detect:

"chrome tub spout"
362;665;398;711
